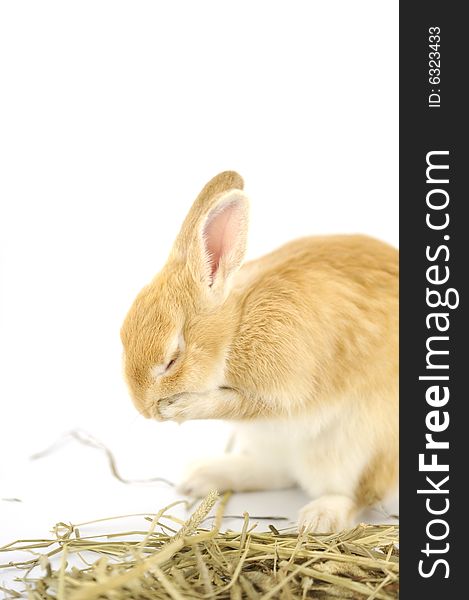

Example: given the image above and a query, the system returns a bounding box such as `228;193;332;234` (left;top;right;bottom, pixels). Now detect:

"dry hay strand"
0;491;399;599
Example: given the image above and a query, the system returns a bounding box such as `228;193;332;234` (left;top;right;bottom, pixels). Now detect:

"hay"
0;492;398;599
30;429;176;487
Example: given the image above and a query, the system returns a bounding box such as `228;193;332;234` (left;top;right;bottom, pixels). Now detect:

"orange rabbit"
121;171;398;532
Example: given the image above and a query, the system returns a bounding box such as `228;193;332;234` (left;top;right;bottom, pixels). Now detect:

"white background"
0;0;398;587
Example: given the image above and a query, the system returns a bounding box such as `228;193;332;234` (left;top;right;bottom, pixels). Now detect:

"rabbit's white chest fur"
233;403;372;499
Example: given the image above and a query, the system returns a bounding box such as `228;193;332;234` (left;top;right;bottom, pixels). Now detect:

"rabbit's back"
226;234;398;413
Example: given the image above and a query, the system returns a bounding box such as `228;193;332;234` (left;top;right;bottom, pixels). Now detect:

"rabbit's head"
120;171;249;417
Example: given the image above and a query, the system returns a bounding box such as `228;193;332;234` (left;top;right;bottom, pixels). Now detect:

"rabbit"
120;171;398;533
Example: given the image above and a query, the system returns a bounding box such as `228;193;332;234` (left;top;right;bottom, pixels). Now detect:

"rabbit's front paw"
156;392;197;422
298;495;356;533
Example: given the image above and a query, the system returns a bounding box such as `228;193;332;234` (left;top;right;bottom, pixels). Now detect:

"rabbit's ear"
201;189;249;291
193;171;244;212
171;172;248;299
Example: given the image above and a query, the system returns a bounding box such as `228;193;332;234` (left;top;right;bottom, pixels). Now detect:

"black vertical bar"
400;1;465;597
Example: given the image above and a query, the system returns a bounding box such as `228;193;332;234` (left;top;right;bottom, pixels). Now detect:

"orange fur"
120;171;398;531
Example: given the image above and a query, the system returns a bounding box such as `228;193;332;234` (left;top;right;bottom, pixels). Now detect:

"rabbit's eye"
151;334;185;379
151;354;179;379
164;350;181;373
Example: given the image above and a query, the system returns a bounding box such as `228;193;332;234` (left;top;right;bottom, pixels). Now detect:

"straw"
0;492;399;599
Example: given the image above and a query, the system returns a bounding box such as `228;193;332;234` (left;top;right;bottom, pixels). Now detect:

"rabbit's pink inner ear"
203;199;244;281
